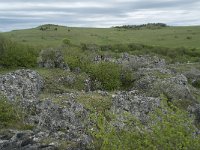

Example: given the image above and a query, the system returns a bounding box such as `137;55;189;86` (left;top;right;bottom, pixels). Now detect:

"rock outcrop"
184;68;200;88
119;54;166;69
111;91;160;125
33;98;90;144
0;69;43;101
0;130;57;150
152;74;194;100
24;97;91;149
0;92;91;149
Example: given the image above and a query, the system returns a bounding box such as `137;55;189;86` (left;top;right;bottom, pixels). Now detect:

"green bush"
65;55;82;69
93;43;200;63
63;38;71;45
90;98;200;149
63;46;91;70
39;48;57;61
0;36;38;68
192;80;200;88
120;67;134;90
88;62;121;90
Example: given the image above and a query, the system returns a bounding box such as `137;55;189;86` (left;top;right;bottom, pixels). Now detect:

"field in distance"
1;24;200;49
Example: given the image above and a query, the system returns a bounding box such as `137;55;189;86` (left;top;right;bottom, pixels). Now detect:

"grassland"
1;25;200;49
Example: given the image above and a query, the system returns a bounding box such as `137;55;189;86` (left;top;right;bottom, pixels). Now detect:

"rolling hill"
1;24;200;49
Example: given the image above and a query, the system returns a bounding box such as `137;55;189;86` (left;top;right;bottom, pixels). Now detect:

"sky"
0;0;200;31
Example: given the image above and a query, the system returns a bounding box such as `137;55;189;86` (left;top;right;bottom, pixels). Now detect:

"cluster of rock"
0;97;90;150
112;53;195;102
135;74;194;100
92;53;166;70
119;53;166;69
0;70;90;149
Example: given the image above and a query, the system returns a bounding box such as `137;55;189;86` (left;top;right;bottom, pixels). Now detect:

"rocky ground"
1;52;200;149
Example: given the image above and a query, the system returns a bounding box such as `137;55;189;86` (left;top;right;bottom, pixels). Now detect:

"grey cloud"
0;0;200;31
125;0;199;9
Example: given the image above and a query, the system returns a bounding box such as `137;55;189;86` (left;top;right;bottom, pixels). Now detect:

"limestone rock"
119;54;166;70
151;74;194;100
0;69;43;101
26;97;91;149
184;68;200;88
0;130;56;150
111;91;160;125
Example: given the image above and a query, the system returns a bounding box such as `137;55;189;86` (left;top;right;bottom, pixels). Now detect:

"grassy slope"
2;25;200;49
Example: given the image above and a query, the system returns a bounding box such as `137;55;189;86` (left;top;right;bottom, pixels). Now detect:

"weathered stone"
0;130;57;150
119;54;166;70
0;69;43;101
151;74;194;100
111;91;160;125
184;68;200;88
25;98;91;149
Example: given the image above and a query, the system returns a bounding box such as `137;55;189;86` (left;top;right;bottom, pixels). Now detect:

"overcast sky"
0;0;200;31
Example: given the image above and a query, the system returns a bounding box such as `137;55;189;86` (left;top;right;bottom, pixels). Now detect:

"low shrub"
63;38;71;45
87;62;121;90
63;46;92;70
192;80;200;88
0;36;38;68
89;98;200;149
81;42;200;63
120;67;134;90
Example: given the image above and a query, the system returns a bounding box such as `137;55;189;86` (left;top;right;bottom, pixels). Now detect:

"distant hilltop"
37;24;66;31
113;23;168;30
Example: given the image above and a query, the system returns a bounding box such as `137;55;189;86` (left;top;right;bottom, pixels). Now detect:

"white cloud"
0;2;111;10
0;0;200;31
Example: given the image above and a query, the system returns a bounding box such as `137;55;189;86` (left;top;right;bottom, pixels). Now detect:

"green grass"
89;97;200;150
76;92;112;113
2;25;200;49
0;94;34;130
35;68;88;93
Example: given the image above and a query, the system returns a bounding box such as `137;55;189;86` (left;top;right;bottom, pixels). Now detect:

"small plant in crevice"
0;95;34;130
